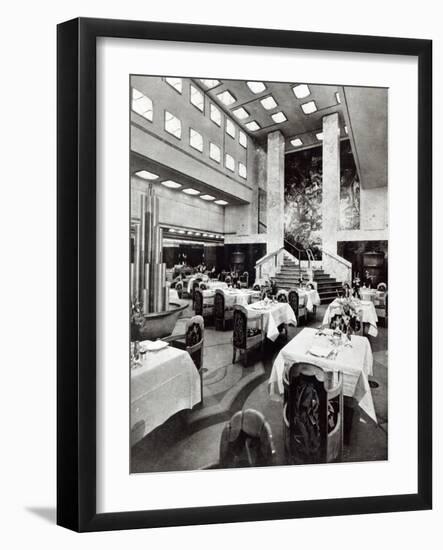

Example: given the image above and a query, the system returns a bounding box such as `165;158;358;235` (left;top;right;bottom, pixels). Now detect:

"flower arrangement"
329;297;361;337
130;300;145;341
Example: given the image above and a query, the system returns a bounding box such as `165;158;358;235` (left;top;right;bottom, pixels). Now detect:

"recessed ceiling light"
271;111;287;124
209;234;215;238
292;84;311;99
217;90;236;106
344;125;348;134
169;228;176;233
203;233;208;237
200;79;220;88
178;230;185;234
161;180;182;189
316;132;323;141
301;100;317;114
195;232;201;236
290;138;303;147
215;199;228;206
246;81;266;94
135;170;159;180
232;107;250;120
200;194;215;201
335;92;341;104
182;188;200;195
187;231;194;235
260;95;277;110
245;121;260;131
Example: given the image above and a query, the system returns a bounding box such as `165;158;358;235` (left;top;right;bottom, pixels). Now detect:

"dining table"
245;300;297;342
297;288;321;312
322;298;379;337
130;343;201;446
269;327;377;422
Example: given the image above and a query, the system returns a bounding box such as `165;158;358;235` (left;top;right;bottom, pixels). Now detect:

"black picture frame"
57;17;432;532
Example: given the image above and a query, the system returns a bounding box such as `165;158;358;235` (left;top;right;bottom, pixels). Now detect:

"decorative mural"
284;140;360;256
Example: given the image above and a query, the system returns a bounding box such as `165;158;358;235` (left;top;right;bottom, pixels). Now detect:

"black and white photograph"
129;76;388;473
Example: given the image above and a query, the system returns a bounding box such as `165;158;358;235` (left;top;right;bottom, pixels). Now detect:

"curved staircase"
272;256;343;304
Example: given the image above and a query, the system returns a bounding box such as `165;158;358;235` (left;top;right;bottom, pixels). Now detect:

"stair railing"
255;247;285;282
321;247;352;284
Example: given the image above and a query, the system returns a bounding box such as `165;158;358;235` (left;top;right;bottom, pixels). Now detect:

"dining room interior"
130;75;388;472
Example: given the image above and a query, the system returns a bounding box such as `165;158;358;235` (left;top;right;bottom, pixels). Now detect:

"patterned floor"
131;302;388;473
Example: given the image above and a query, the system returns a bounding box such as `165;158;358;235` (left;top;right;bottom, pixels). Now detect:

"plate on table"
140;340;169;352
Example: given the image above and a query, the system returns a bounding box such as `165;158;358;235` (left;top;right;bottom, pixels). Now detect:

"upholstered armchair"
232;304;263;367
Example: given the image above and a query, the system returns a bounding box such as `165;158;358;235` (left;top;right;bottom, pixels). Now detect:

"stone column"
322;113;340;253
266;131;285;254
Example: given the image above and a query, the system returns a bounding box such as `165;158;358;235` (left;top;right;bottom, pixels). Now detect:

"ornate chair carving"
219;409;276;468
252;283;261;292
283;362;343;464
174;281;183;299
288;289;306;324
232;304;263;367
375;291;388;327
162;315;204;405
194;288;213;321
191;278;202;306
214;289;234;331
276;289;288;302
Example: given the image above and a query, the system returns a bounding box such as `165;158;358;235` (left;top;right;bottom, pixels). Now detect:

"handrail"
321;247;352;268
255;247;284;267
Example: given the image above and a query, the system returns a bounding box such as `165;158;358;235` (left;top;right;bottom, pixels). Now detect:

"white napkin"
140;340;169;352
308;344;333;358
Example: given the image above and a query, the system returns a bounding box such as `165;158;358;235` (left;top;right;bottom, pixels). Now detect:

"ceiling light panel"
271;111;287;124
182;188;200;195
246;81;266;94
215;200;228;206
260;95;277;110
161;180;182;189
292;84;310;99
245;121;260;131
135;170;158;180
200;195;215;201
217;90;236;106
200;79;220;88
301;100;317;114
232;107;250;120
290;138;303;147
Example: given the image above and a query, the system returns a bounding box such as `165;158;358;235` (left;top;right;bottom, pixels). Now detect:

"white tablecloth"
186;274;209;293
131;345;201;445
269;327;376;422
322;298;379;337
203;281;228;291
246;301;297;342
298;288;321;312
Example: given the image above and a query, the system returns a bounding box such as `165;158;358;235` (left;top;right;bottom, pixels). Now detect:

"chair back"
377;282;387;292
219;409;276;468
225;275;232;284
194;288;204;316
214;288;226;321
239;271;249;284
199;282;207;291
233;305;248;349
288;289;299;316
252;283;261;291
276;289;288;302
261;288;273;300
185;315;204;369
283;362;343;464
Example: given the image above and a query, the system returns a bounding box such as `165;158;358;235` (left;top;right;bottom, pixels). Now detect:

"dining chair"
276;289;289;302
191;278;202;306
375;291;388;327
232;304;264;367
239;271;249;289
174;280;183;299
288;289;307;324
219;409;276;468
214;288;234;331
162;315;205;405
194;288;213;323
283;362;343;464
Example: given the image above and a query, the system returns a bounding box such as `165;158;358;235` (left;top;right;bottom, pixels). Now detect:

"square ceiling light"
182;188;200;195
292;84;311;99
200;194;215;201
344;125;348;134
301;100;317;114
260;95;277;110
335;92;341;104
271;111;287;124
316;132;323;141
246;81;266;94
245;121;260;131
290;138;303;147
161;180;182;189
215;199;228;206
200;79;220;88
217;90;236;106
232;107;250;120
135;170;158;180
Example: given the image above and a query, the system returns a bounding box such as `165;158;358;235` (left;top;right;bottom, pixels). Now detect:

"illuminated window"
238;162;247;179
189;128;203;152
190;85;204;112
225;154;235;172
132;88;153;121
209;142;221;163
210;104;222;126
164;111;182;138
165;77;182;93
226;119;236;138
217;90;236;106
239;130;247;148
